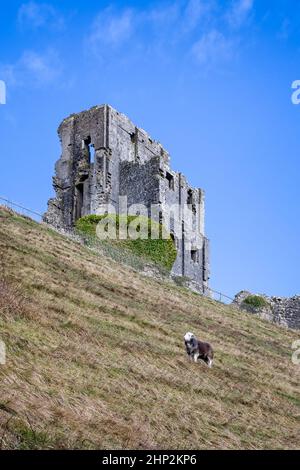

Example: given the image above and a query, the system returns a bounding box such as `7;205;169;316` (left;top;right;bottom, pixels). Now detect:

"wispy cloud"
147;2;180;28
182;0;213;33
17;1;65;30
277;18;291;41
85;2;204;58
192;29;234;65
87;7;134;55
85;1;254;67
227;0;254;29
21;50;62;83
0;49;63;88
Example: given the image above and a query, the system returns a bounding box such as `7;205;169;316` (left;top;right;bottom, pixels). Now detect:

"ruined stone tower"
45;104;210;292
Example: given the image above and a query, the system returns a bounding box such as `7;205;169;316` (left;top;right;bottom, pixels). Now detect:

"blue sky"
0;0;300;298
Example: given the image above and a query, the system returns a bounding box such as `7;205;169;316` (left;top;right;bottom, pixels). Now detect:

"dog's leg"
207;358;213;368
193;353;199;363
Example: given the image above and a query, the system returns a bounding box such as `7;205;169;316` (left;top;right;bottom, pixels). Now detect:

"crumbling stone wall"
44;104;210;292
233;291;300;330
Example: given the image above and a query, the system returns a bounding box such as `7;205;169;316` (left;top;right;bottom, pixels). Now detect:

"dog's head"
184;332;195;343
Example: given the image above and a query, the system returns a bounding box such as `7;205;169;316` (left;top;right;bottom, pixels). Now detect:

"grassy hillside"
0;206;299;450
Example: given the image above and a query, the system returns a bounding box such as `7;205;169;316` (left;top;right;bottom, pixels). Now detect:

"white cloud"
85;2;203;58
21;50;62;83
0;49;63;88
182;0;212;33
87;7;134;55
227;0;254;29
17;1;64;30
147;3;180;27
189;0;253;68
277;18;290;40
85;1;252;66
192;30;234;65
144;1;212;36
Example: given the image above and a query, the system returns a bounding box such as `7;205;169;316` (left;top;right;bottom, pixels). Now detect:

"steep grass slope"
0;206;299;449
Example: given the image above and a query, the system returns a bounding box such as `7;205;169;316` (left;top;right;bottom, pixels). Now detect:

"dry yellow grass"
0;206;299;449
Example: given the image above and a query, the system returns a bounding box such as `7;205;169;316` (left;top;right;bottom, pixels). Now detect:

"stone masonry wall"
233;291;300;330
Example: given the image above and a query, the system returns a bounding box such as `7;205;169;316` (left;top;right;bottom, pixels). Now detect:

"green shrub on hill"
242;295;269;310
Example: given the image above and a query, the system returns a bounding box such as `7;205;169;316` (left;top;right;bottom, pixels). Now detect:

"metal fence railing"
0;196;235;305
0;196;43;222
204;287;234;304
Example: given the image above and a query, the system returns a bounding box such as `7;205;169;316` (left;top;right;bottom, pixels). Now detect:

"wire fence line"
0;196;43;221
204;287;234;304
0;196;235;305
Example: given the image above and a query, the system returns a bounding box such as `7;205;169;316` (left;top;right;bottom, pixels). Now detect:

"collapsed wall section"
233;291;300;330
45;106;110;228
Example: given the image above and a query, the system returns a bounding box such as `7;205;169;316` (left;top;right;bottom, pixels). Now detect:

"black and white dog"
184;332;214;368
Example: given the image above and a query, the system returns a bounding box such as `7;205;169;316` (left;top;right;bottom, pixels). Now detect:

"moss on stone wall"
75;214;177;272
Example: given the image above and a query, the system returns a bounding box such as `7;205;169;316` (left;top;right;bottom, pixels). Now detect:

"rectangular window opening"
82;136;95;164
75;183;84;221
89;143;95;163
187;189;196;214
191;249;198;263
166;172;174;190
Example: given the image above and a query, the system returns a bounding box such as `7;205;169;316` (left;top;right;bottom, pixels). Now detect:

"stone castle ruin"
45;104;210;292
234;291;300;330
